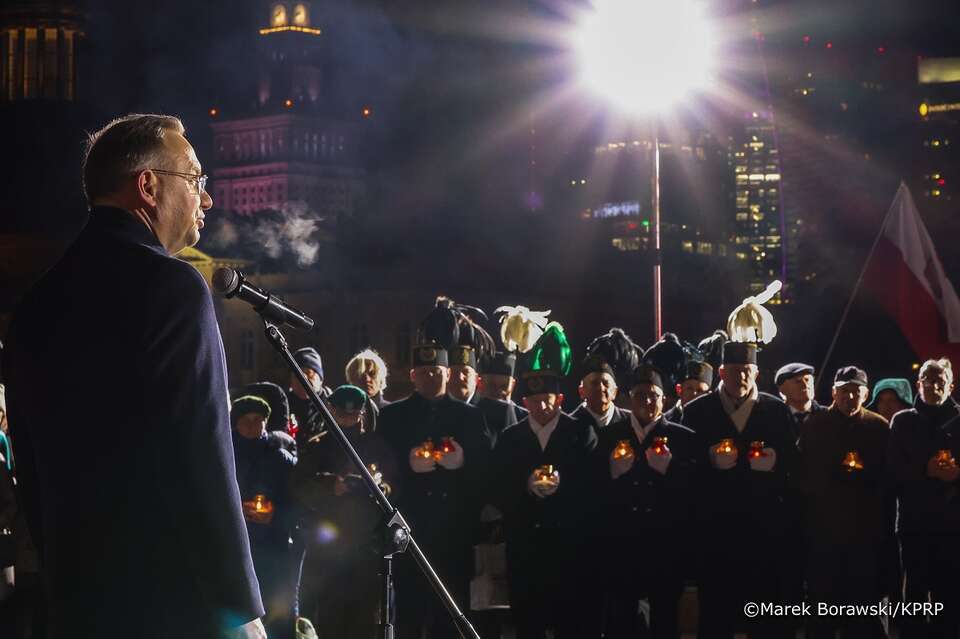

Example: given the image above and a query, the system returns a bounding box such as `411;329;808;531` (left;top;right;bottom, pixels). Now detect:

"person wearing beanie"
596;364;698;639
888;358;960;638
377;343;493;639
286;346;331;448
681;342;799;638
231;393;298;639
293;385;398;638
867;377;914;424
492;323;597;639
797;366;894;639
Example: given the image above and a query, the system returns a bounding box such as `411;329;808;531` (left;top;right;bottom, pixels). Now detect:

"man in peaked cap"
663;360;714;424
797;366;894;639
681;342;799;638
448;344;481;405
476;351;529;437
775;362;827;436
571;355;632;433
377;343;493;639
492;324;597;639
596;364;698;639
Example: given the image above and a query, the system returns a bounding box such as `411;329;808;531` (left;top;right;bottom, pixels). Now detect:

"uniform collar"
87;206;166;254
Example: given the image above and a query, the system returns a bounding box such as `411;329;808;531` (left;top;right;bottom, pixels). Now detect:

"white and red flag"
864;182;960;362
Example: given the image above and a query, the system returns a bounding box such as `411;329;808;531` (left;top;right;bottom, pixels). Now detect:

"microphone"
212;267;315;332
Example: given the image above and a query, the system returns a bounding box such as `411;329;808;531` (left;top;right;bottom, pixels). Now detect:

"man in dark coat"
449;344;481;405
681;342;798;639
775;362;828;436
231;394;298;639
377;344;493;639
797;366;894;639
493;367;598;639
293;385;399;639
663;361;713;424
2;114;264;638
596;365;697;639
476;351;529;437
888;358;960;639
570;356;632;432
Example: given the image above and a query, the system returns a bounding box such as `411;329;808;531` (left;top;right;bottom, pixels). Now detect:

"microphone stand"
260;319;481;639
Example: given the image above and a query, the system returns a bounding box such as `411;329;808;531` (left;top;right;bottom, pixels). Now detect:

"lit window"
681;241;694;253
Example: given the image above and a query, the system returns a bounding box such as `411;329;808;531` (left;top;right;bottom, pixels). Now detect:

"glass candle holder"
651;436;670;456
613;439;634;459
749;440;766;459
842;450;865;471
936;449;957;469
715;438;737;456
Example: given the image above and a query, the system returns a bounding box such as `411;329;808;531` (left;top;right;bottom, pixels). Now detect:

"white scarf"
583;402;616;428
529;413;560;451
718;382;759;432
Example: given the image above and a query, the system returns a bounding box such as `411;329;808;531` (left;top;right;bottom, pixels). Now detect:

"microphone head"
212;267;241;297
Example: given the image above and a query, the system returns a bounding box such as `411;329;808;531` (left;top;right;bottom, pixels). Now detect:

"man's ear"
138;170;160;207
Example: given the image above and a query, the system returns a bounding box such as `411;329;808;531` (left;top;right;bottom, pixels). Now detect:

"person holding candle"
231;393;299;639
571;329;638;433
292;384;399;639
492;323;597;639
596;364;697;639
888;358;960;639
377;341;492;639
797;366;894;639
681;341;798;638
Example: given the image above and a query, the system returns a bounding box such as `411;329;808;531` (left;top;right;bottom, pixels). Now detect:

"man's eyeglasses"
150;169;208;194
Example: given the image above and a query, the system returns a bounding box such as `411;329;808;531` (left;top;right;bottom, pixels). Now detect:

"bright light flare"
574;0;715;114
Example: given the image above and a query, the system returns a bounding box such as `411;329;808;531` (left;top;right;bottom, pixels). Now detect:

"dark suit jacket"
3;207;263;638
571;403;632;433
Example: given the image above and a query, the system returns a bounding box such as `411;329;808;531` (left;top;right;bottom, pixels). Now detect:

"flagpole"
815;182;904;392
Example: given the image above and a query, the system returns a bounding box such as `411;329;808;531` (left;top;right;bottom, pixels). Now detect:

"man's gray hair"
920;357;954;385
81;113;184;206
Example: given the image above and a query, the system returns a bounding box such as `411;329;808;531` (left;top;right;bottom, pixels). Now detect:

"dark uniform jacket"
3;207;262;638
571;403;632;433
595;416;698;543
682;389;798;537
787;400;828;438
473;396;528;439
493;413;598;544
888;397;960;534
378;393;493;547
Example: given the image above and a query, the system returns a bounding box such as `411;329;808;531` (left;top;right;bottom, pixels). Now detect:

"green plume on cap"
528;322;572;376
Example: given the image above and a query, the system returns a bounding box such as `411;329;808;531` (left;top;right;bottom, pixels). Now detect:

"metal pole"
651;121;662;340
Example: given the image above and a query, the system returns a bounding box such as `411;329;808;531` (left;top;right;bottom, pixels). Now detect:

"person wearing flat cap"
293;385;399;638
286;346;332;448
663;361;714;424
796;366;894;639
681;342;799;638
775;362;827;436
887;358;960;638
231;394;298;639
595;364;697;639
492;324;597;639
377;343;493;639
867;378;913;424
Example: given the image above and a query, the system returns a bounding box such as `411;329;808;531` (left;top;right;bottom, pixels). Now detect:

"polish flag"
864;183;960;362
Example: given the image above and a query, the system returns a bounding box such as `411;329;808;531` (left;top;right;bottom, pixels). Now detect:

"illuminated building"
915;58;960;208
0;1;84;102
210;1;366;218
573;129;734;259
733;111;785;299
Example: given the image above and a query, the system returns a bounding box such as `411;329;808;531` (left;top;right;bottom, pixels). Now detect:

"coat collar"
87;206;166;254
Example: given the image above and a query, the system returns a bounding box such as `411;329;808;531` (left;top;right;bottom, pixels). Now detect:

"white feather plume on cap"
494;305;551;353
726;280;781;344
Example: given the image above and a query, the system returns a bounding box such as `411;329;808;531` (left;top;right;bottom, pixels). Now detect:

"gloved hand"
748;447;777;472
409;447;437;473
527;469;560;498
710;444;738;471
645;447;672;475
437;438;465;470
610;450;635;479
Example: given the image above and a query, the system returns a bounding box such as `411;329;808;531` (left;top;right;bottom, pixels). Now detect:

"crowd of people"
0;114;957;639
